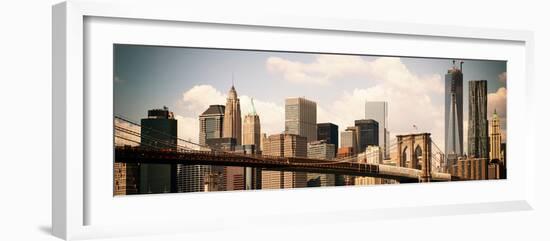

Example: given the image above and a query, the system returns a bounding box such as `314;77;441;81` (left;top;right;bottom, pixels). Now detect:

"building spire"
250;98;257;115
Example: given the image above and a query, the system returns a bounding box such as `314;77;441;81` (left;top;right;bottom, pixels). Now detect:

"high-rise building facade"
223;85;242;145
204;137;237;192
307;140;336;187
114;162;139;195
445;61;464;168
199;105;225;146
356;144;394;185
260;133;267;153
235;145;262;190
140;107;178;194
358;145;383;164
182;105;226;193
261;134;308;189
221;85;244;191
365;101;389;159
341;126;359;153
355;119;379;153
317;123;339;150
114;118;140;195
468;80;489;159
489;109;502;161
243;99;261;148
285;97;317;143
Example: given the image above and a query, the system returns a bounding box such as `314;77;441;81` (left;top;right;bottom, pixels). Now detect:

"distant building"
489;109;502;161
114;162;139;195
451;157;489;180
317;123;339;150
285;97;317;143
186;105;225;193
358;145;383;164
355;145;388;186
261;134;308;189
199;105;225;146
260;133;267;153
340;126;358;153
468;80;489;159
501;143;507;177
114;119;140;195
355;177;395;186
140;107;178;194
205;138;242;191
445;60;464;168
365;101;389;159
355;119;379;152
243;98;261;159
235;144;262;190
223;85;242;145
337;147;354;158
307;140;336;187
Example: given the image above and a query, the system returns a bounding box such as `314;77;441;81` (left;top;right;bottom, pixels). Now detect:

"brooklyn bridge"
115;116;455;183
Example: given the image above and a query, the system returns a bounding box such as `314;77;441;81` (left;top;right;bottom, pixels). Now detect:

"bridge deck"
114;147;452;182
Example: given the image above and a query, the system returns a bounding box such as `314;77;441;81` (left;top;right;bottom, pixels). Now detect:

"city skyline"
114;45;507;151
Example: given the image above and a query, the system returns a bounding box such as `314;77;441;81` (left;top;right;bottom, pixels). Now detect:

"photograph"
113;44;507;195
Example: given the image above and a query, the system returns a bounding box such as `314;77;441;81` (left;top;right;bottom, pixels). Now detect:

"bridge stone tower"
396;133;432;182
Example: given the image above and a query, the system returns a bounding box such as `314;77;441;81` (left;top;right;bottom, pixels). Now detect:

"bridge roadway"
115;147;452;183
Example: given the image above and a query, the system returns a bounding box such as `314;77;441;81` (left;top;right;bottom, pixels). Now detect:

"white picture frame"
52;0;535;240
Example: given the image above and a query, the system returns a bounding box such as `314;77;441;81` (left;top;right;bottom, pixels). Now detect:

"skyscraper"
317;123;339;151
199;105;225;146
260;133;267;153
243;99;261;148
205;137;237;191
365;101;389;159
261;134;307;189
354;119;379;153
235;145;262;190
468;80;489;159
489;109;502;161
140;107;178;194
340;126;359;154
182;105;226;193
307;140;336;187
223;85;242;145
285;97;317;143
114;119;140;195
222;84;244;191
242;99;262;190
445;60;464;168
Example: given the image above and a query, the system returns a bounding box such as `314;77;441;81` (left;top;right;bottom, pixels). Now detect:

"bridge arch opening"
402;146;408;167
415;145;423;170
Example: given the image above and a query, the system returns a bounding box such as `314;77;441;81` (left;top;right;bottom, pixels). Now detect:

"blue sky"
114;44;507;150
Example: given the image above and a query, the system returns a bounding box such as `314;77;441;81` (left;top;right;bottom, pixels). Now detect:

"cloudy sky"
114;45;507;151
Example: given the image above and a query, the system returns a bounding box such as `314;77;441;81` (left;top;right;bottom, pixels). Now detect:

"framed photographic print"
52;0;535;240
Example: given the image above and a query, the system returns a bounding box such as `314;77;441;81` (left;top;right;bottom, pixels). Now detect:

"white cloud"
178;55;452;149
175;115;200;147
498;72;507;83
177;85;286;142
266;55;447;149
180;85;226;117
266;55;444;94
175;85;226;143
321;85;444;149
